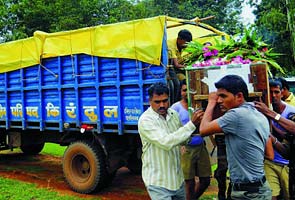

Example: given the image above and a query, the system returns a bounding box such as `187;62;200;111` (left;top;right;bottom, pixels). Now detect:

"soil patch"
0;152;218;199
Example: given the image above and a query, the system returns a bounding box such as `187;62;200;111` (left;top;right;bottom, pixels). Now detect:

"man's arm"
138;109;203;151
172;58;185;69
254;101;295;134
270;134;289;158
138;116;196;151
265;136;274;160
199;92;223;136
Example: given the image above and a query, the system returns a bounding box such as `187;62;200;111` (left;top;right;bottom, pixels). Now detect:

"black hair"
269;79;283;89
277;77;289;90
178;29;192;42
148;82;169;98
203;42;212;46
215;75;249;99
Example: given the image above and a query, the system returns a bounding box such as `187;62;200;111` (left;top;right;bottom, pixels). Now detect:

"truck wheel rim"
72;155;91;180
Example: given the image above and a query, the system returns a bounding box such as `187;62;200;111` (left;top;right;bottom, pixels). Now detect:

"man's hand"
191;109;204;126
180;146;187;155
199;92;223;136
208;92;218;104
254;101;270;115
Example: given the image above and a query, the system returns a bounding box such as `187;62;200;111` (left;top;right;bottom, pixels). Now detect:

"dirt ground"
0;152;218;200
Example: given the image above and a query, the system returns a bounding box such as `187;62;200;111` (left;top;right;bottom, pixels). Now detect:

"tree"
136;0;244;35
0;0;142;42
286;0;295;63
0;0;243;42
252;0;295;75
0;0;29;41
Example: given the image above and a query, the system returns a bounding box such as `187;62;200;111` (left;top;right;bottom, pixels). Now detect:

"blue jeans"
146;182;185;200
230;181;272;200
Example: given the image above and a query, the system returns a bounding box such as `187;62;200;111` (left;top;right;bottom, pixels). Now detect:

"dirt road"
0;152;218;199
0;152;149;200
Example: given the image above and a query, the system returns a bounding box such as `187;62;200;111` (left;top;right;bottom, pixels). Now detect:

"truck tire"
62;140;107;194
127;147;142;174
20;143;45;155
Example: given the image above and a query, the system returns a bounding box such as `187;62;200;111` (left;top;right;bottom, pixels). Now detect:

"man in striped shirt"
138;82;204;200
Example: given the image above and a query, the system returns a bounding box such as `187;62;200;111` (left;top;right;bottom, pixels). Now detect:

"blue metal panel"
23;65;39;88
42;58;58;87
99;58;117;83
63;89;76;123
24;90;40;121
7;70;21;89
0;31;168;134
61;55;75;85
74;55;81;128
79;87;97;123
0;73;5;90
4;73;9;128
39;65;44;131
8;91;22;121
120;59;140;83
58;56;63;132
95;57;102;133
77;54;96;85
138;61;144;115
43;89;60;122
121;85;142;124
20;69;25;129
115;58;122;135
100;86;118;124
0;91;6;127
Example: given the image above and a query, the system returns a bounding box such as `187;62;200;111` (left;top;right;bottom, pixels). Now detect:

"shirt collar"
286;93;295;102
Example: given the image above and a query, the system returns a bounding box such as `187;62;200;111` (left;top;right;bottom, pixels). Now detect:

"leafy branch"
184;29;284;73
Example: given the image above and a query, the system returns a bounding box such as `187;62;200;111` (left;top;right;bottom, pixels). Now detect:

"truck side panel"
0;40;167;135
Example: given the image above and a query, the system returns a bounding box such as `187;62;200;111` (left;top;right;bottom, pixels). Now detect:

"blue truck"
0;16;226;193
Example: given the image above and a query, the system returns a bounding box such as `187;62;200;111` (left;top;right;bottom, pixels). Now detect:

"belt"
232;176;266;192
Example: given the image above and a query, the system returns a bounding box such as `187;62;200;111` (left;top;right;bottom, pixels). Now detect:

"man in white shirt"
138;82;203;200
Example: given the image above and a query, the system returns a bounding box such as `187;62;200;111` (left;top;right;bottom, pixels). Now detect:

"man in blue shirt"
255;79;295;199
199;75;272;199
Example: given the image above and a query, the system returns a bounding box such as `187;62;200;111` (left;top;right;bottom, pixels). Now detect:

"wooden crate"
185;63;269;164
185;63;270;111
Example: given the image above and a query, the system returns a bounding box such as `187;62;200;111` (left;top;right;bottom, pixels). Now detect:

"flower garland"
183;29;284;73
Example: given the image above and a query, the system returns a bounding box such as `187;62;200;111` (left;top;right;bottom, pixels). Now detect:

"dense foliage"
0;0;143;41
0;0;243;42
251;0;295;75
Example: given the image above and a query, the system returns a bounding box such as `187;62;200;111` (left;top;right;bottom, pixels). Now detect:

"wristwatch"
274;113;281;121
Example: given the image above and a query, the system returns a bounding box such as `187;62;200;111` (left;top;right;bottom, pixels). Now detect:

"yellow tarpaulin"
0;37;41;73
166;16;229;44
35;16;166;64
0;15;228;73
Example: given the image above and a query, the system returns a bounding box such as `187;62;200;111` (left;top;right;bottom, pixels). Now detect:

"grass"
41;143;67;157
0;177;99;200
0;143;101;200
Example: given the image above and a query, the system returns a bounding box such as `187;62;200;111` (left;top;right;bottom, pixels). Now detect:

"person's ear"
236;92;244;100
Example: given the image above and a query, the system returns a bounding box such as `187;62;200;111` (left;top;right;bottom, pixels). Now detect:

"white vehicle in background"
285;77;295;93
